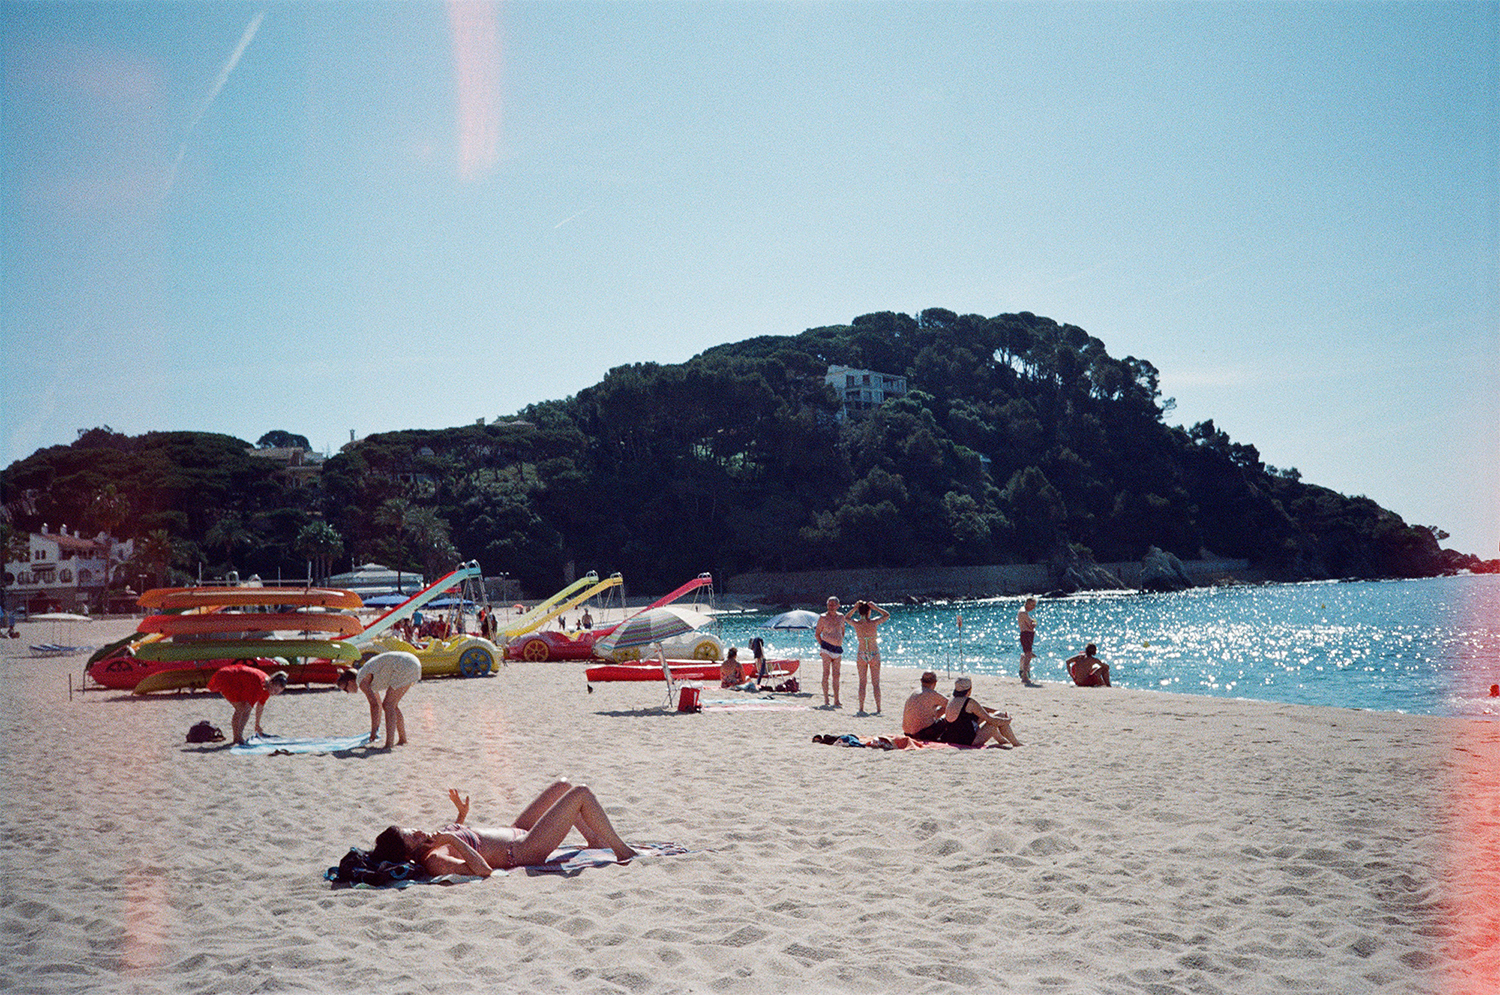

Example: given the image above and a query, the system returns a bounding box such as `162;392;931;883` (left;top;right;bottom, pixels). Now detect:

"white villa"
3;525;134;614
824;365;908;420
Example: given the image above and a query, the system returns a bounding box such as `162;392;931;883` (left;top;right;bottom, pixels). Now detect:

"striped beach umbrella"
592;607;701;655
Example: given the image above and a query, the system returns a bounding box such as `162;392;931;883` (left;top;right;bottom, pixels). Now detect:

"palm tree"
86;484;132;609
135;529;188;590
205;513;255;574
375;499;458;580
294;521;344;585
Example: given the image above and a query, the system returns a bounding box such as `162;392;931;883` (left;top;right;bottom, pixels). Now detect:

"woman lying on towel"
371;780;637;877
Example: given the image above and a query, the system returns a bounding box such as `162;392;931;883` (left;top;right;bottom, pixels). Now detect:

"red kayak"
87;651;344;691
585;658;799;683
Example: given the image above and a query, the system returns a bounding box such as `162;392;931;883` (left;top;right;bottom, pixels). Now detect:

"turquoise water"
715;574;1500;719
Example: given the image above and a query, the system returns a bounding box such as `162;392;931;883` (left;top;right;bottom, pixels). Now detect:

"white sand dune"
0;618;1493;994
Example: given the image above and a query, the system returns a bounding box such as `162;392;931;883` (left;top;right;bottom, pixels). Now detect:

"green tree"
205;513;255;573
257;430;311;450
294;521;345;584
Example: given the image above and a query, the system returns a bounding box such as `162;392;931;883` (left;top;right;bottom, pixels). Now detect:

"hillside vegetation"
3;310;1478;594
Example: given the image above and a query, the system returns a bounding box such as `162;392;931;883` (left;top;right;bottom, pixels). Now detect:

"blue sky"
3;1;1496;557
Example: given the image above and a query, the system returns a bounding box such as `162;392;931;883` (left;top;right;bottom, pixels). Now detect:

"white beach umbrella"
762;609;820;629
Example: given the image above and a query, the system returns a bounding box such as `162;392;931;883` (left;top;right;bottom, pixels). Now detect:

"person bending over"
1066;644;1111;687
901;671;951;742
206;664;286;745
371;781;637;877
338;650;422;748
943;676;1022;747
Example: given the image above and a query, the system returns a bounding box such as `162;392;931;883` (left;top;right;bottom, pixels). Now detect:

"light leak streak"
448;0;502;181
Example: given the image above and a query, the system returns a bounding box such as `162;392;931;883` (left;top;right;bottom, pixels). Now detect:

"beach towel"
326;841;689;888
700;697;810;713
523;841;690;876
812;734;1006;750
231;733;373;756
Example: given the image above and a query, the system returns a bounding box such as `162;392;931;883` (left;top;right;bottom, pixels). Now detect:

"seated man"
901;671;951;742
1066;643;1111;687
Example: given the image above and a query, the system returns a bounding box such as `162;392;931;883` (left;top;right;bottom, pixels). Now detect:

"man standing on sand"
1066;644;1111;687
1017;597;1039;684
815;596;845;708
902;671;951;742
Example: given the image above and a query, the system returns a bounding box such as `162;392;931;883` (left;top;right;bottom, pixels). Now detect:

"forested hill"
3;309;1480;594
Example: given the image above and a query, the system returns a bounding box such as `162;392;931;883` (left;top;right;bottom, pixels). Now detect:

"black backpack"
325;847;425;887
185;720;225;744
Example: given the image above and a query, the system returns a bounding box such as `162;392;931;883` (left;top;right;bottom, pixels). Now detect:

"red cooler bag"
677;686;701;713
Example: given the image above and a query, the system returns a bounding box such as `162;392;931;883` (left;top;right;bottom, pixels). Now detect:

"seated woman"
942;676;1023;748
372;781;637;878
720;646;744;688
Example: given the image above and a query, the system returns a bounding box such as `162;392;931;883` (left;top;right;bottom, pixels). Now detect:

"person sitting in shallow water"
371;781;637;878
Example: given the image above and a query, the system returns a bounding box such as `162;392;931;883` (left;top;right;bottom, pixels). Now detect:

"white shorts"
357;651;422;693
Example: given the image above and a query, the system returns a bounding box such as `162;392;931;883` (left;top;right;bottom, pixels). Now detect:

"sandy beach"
1;617;1494;995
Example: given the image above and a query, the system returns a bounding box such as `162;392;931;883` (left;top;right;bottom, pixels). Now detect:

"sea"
713;573;1500;720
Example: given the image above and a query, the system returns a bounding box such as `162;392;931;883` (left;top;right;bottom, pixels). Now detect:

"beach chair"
658;648;701;712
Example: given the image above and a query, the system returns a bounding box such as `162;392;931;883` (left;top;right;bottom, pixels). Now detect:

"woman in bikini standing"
844;599;890;715
371;781;637;877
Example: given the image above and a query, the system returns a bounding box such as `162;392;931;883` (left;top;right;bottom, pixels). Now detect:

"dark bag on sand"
325;847;426;887
185;720;225;744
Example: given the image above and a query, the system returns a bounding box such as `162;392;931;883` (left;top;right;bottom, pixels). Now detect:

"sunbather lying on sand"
371;781;637;877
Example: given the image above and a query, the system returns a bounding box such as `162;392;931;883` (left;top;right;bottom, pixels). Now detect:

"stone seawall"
725;558;1259;605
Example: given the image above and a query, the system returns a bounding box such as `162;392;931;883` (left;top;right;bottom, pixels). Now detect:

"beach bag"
326;847;425;887
676;686;701;713
185;720;225;744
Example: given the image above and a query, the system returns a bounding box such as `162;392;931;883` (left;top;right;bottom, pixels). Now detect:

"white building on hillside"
825;365;907;420
3;525;134;614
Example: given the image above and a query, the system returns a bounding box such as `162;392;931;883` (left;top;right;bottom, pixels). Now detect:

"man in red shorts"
206;664;287;745
1066;644;1110;687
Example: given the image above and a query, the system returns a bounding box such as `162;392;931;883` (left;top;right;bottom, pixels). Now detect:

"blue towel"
232;733;373;755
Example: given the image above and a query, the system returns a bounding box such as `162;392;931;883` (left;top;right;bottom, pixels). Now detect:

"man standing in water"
1017;597;1039;685
815;596;846;708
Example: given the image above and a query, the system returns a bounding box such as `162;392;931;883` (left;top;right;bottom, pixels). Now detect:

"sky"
2;1;1496;557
